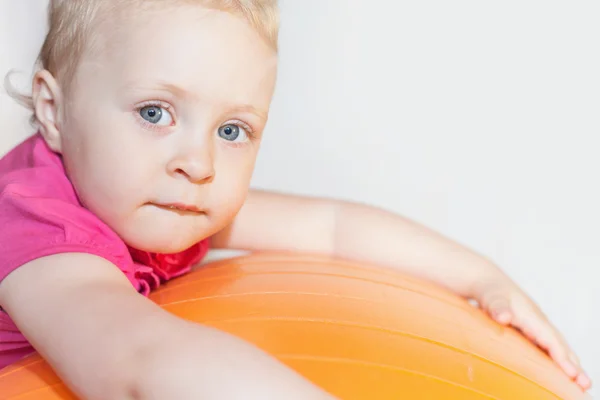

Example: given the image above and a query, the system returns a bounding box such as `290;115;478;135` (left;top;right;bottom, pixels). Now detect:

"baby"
0;0;591;399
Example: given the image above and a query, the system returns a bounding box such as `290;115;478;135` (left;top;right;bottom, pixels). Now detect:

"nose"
167;140;215;184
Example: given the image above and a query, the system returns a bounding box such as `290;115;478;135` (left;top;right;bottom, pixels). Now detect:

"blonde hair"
5;0;279;121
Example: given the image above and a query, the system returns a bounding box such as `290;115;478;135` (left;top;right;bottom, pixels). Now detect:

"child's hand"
475;278;591;391
221;193;592;393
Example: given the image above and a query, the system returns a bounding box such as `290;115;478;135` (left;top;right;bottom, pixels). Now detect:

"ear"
32;70;64;153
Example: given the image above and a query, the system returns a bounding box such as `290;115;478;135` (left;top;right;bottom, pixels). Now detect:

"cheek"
61;117;158;214
210;149;257;215
68;156;138;222
224;145;258;182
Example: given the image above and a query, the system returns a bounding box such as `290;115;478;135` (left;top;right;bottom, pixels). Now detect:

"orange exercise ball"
0;253;587;399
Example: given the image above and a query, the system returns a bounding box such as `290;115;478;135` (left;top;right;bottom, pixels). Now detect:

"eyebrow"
122;81;269;119
226;104;269;119
121;81;199;101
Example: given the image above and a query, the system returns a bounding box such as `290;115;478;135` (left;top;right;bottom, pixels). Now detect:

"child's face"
54;5;277;253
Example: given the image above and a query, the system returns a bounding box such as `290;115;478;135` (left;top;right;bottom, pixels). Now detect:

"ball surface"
0;253;586;399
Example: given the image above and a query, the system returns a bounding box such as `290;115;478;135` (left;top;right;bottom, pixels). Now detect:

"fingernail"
494;311;511;324
577;373;591;389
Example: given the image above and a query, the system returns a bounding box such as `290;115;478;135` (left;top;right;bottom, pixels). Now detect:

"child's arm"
0;253;335;400
212;189;591;390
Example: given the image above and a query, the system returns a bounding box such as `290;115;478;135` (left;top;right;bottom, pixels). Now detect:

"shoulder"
0;134;117;243
0;134;130;283
1;133;76;200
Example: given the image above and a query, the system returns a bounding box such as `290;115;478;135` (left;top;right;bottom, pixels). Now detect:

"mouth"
150;202;204;215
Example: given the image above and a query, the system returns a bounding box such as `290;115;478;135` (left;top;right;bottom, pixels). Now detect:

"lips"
151;202;204;214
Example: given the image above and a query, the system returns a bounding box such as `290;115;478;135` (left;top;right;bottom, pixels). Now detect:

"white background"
1;0;599;395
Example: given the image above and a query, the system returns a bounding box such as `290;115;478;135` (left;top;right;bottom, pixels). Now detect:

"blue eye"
218;124;248;142
139;106;173;126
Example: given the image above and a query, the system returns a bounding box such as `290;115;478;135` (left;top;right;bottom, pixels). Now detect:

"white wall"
0;1;48;150
2;0;599;395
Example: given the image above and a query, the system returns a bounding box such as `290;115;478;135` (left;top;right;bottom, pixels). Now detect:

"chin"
115;210;216;253
119;227;204;254
116;209;224;253
130;237;199;254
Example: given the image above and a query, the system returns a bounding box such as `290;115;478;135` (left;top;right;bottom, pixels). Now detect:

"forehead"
79;4;277;104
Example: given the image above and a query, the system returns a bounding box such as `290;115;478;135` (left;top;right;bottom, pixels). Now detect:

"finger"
542;331;588;382
542;337;581;379
536;333;576;377
493;310;513;325
568;352;581;367
514;316;580;379
568;352;592;390
576;372;592;391
483;294;513;325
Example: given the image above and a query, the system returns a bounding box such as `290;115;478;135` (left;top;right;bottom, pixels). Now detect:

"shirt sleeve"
0;181;139;289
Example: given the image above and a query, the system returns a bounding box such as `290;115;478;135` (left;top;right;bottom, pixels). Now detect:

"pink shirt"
0;134;210;370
